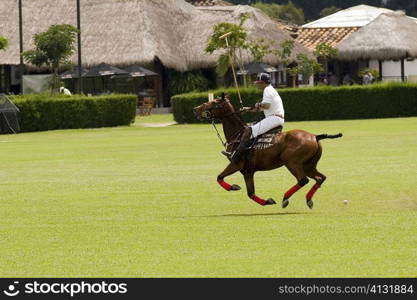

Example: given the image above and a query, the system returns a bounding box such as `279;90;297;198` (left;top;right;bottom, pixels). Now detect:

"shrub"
171;83;417;123
171;87;260;124
11;93;136;132
168;70;209;96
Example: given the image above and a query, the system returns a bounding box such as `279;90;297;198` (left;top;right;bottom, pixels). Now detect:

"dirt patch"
141;122;177;128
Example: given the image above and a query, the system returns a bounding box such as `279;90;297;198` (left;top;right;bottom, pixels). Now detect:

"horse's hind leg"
243;172;276;206
217;163;243;191
282;162;309;208
304;168;326;209
303;145;326;209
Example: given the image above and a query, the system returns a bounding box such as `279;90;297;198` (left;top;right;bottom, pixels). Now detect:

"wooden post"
219;32;242;106
153;58;164;107
76;0;83;94
378;60;382;81
18;0;24;93
400;59;405;82
153;76;160;107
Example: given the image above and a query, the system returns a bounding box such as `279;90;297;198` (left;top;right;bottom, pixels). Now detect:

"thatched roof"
186;0;233;6
185;5;312;69
337;12;417;60
0;0;311;72
0;0;193;70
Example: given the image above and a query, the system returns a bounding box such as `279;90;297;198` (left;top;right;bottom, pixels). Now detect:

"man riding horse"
225;73;285;163
193;83;342;209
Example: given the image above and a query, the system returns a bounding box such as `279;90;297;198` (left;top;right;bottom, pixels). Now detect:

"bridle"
200;98;245;149
201;98;232;119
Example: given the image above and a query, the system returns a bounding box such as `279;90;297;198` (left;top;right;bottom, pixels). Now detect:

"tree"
313;42;338;73
382;0;417;18
279;1;305;25
233;0;414;22
22;24;78;93
273;39;295;65
0;36;8;51
287;54;323;87
252;3;283;20
252;1;305;25
272;39;323;87
168;70;209;95
246;38;274;62
320;6;341;18
284;43;337;87
206;13;273;87
206;14;249;79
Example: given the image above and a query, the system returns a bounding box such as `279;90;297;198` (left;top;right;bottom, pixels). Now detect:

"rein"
203;98;246;149
212;120;227;148
210;111;245;150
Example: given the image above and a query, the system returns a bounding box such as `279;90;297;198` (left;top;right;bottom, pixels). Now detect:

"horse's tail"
316;133;343;142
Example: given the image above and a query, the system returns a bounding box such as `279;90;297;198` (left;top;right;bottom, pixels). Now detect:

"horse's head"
193;93;235;121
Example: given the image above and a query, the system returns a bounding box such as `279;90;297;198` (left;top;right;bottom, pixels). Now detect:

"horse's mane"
227;100;246;126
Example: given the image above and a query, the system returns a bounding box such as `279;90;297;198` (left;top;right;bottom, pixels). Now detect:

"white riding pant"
250;115;284;139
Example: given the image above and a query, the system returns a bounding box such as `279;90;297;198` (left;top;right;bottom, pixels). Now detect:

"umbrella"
125;65;158;77
110;65;159;94
60;67;89;79
83;63;128;93
83;63;128;77
237;62;278;75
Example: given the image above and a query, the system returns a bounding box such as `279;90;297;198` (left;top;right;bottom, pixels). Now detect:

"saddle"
250;126;283;150
222;126;283;159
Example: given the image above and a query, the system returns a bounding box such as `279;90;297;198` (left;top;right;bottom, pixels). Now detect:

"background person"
362;71;374;85
59;86;72;95
328;72;339;86
342;73;353;85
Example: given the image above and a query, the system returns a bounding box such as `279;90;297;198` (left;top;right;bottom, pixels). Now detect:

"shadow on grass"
199;212;306;218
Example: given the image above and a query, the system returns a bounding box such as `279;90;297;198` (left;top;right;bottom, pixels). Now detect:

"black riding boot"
231;127;252;163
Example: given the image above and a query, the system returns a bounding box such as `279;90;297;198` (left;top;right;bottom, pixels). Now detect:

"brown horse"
193;94;342;209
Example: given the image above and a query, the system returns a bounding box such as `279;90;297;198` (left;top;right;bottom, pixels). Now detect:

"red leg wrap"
306;183;321;201
251;195;267;206
284;184;302;199
218;179;232;191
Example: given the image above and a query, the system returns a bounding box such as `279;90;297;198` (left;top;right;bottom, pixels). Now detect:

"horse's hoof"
282;199;289;208
231;184;241;191
307;200;314;209
265;198;276;205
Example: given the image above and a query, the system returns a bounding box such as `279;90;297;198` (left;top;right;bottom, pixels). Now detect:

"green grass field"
0;115;416;277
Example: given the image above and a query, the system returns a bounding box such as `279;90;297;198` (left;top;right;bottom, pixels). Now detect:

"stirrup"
221;150;232;157
230;150;243;163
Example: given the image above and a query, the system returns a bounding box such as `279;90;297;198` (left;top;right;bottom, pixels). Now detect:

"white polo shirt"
261;84;284;118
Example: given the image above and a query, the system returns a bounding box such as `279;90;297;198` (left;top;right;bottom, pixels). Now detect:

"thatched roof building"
337;12;417;61
294;5;417;83
303;5;395;28
0;0;311;72
1;0;192;71
186;0;233;6
184;5;312;70
296;27;360;52
296;5;417;52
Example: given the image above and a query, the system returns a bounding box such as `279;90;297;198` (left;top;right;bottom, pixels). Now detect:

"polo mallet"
219;32;243;108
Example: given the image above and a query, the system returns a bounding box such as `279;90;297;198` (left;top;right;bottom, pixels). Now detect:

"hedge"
10;93;137;132
171;83;417;123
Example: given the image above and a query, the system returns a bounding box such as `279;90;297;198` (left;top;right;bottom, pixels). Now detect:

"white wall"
370;59;417;81
277;63;287;85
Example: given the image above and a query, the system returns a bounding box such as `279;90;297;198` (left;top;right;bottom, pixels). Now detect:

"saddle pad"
252;126;282;150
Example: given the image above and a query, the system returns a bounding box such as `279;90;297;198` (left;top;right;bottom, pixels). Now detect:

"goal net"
0;94;20;134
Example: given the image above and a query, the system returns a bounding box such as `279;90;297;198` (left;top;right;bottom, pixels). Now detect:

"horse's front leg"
217;163;243;191
243;172;276;206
